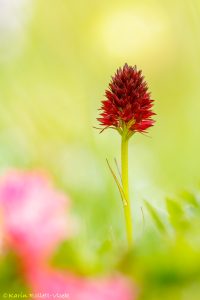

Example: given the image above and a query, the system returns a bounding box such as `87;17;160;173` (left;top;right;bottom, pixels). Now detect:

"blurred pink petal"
27;267;135;300
0;170;71;261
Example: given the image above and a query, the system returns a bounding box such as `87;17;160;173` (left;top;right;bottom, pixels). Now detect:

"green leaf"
145;201;166;233
166;198;188;231
106;159;127;206
180;191;199;208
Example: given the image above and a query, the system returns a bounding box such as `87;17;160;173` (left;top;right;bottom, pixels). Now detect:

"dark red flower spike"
97;64;155;138
96;64;156;246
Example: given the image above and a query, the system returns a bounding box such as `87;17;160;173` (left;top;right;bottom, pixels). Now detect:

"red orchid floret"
97;63;155;135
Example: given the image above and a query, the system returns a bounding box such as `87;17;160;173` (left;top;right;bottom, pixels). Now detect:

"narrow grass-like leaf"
166;198;188;231
145;201;166;233
106;159;127;206
141;206;145;233
114;157;122;181
180;191;199;208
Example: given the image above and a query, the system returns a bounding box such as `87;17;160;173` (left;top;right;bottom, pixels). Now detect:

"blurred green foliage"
0;252;28;294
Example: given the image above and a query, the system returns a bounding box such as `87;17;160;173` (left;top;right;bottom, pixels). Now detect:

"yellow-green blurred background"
0;0;200;239
2;1;200;299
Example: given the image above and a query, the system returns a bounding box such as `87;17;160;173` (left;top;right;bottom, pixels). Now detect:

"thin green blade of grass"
166;198;189;231
145;201;166;233
180;191;199;208
106;159;127;206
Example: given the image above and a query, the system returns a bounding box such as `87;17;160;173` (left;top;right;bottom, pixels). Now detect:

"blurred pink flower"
0;170;136;300
0;170;71;262
27;267;135;300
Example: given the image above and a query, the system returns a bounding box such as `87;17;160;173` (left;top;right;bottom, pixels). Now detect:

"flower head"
0;170;72;263
97;63;155;137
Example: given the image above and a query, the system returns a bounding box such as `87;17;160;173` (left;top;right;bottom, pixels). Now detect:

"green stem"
121;135;133;246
